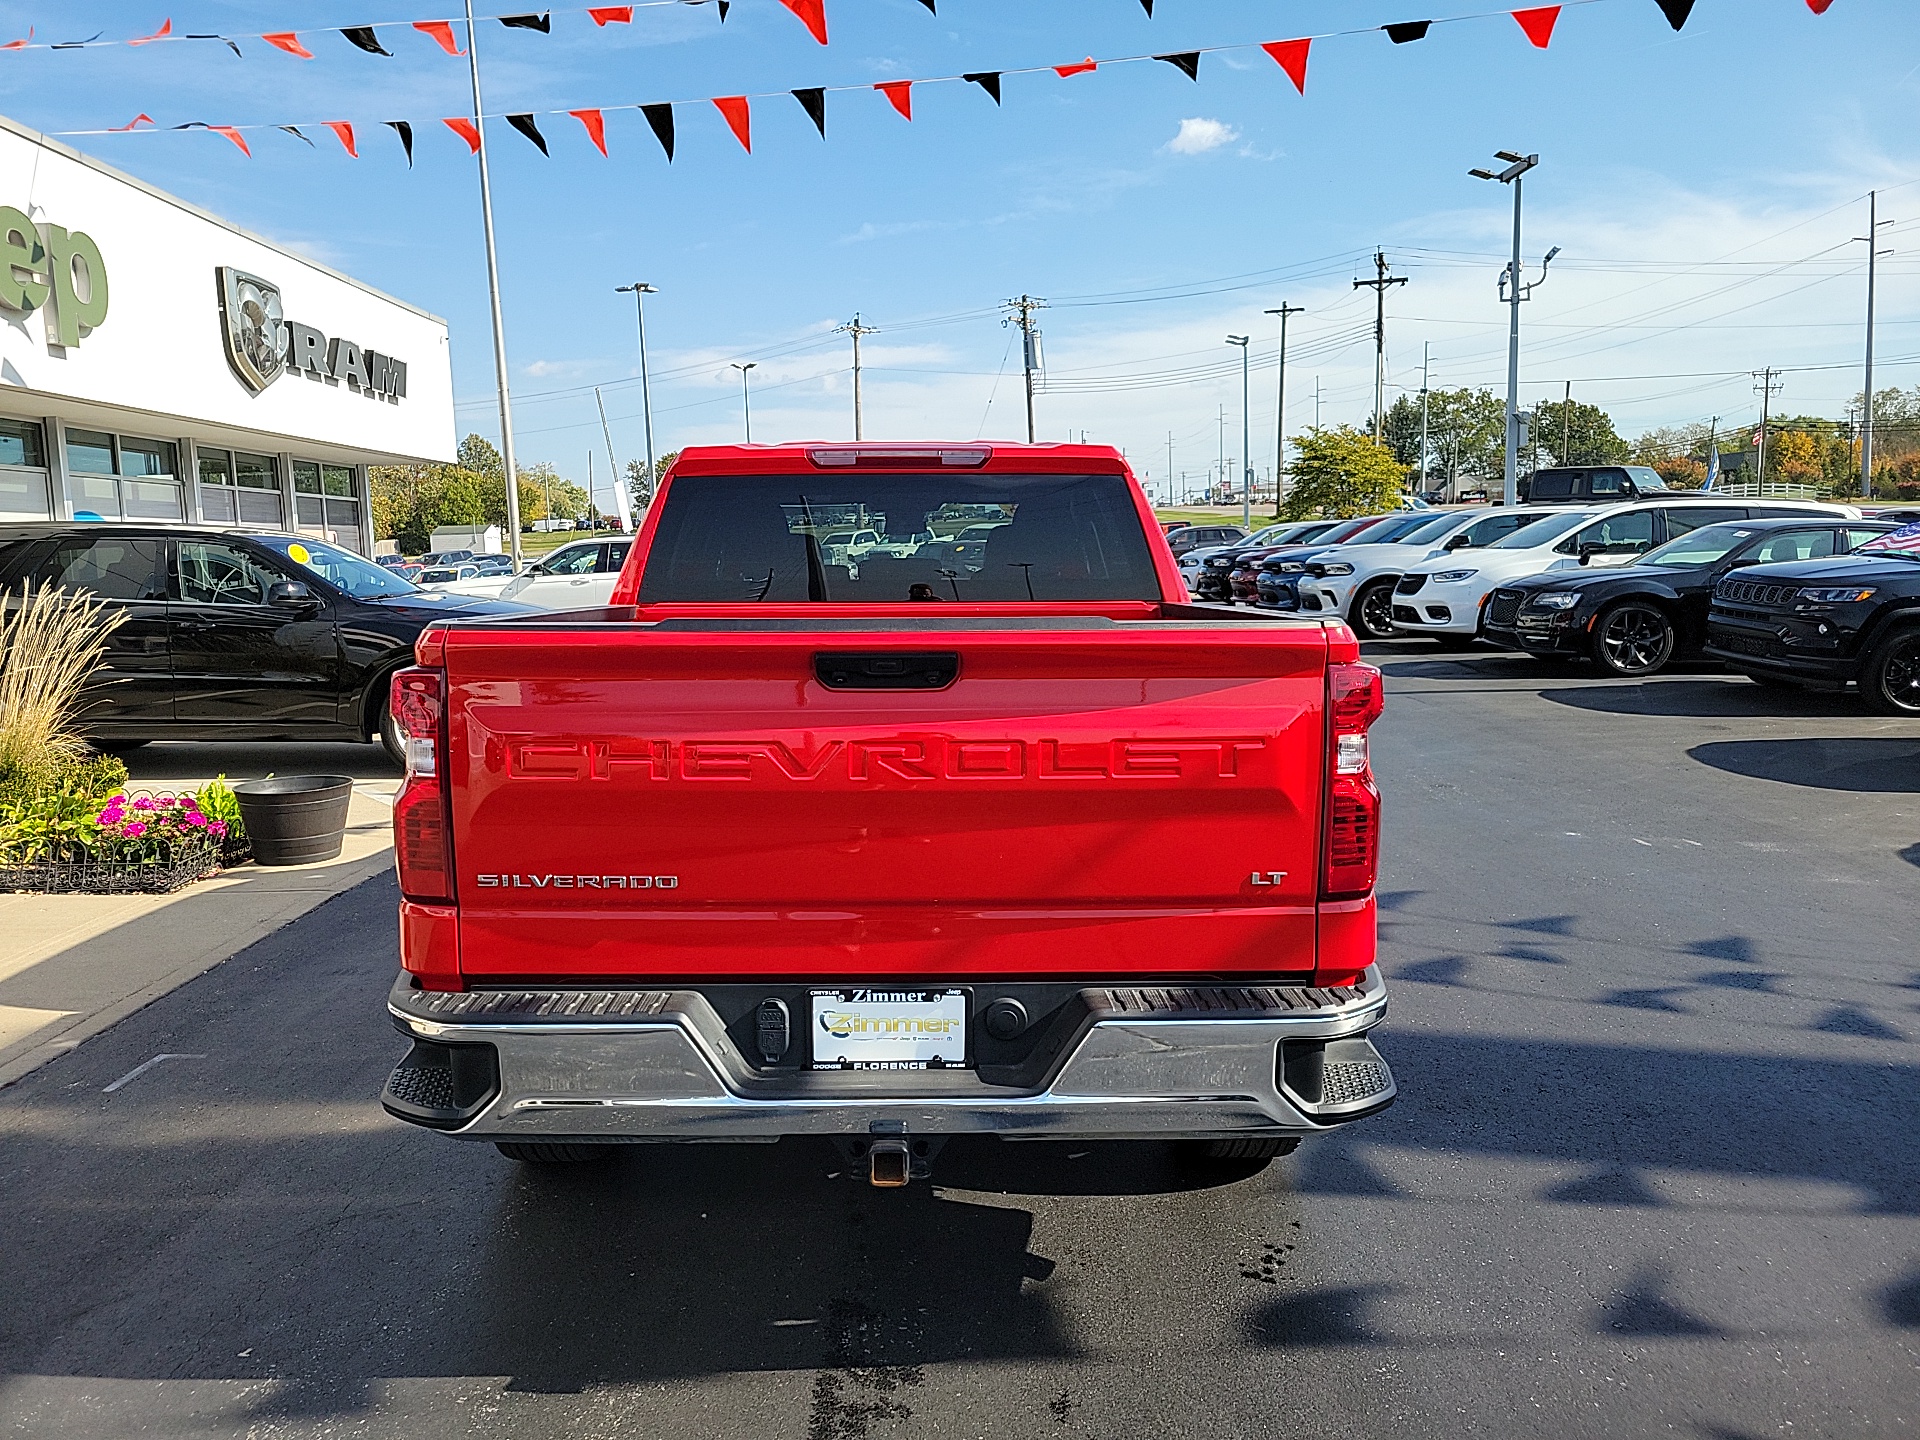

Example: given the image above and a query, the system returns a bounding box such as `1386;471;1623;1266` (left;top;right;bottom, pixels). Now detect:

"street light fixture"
1226;335;1251;529
614;283;659;508
1470;150;1554;506
731;362;757;442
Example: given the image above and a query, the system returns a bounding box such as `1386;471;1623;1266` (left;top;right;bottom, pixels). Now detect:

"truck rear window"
637;473;1161;602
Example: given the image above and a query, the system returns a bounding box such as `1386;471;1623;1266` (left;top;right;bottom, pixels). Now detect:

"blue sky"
3;0;1916;502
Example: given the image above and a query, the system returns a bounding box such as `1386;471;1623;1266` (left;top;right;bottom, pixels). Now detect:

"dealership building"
1;114;454;554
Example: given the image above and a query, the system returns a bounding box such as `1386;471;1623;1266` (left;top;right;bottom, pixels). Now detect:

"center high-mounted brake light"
391;667;453;904
1322;662;1384;901
806;446;991;468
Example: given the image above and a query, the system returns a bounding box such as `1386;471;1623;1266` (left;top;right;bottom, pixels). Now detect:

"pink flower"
131;797;154;811
123;822;147;838
185;813;207;828
208;821;228;838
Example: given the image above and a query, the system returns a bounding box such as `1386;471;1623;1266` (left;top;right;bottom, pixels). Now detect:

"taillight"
1321;662;1383;900
391;667;453;904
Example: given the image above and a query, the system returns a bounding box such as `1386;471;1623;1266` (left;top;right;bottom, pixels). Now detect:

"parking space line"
103;1053;207;1093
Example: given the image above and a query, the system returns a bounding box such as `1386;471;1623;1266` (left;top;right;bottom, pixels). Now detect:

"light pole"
614;283;658;508
462;0;523;568
1469;151;1556;506
1857;190;1893;499
1265;304;1303;517
1226;335;1251;529
1419;342;1431;498
731;362;757;442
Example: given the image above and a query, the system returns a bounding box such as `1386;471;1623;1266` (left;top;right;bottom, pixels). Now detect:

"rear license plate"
810;989;969;1071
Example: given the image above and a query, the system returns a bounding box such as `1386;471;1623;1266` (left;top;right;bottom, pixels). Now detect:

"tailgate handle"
814;651;960;690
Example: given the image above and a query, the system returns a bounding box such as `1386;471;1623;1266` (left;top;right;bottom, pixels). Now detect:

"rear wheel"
1592;602;1677;677
1862;629;1920;715
375;684;406;768
495;1142;611;1164
1202;1137;1299;1161
1350;580;1398;641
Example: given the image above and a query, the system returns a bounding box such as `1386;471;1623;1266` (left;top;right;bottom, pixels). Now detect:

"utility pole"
1419;342;1431;497
1470;151;1555;507
835;313;878;440
1217;405;1226;505
1166;432;1174;510
731;362;756;442
1001;295;1048;443
1266;303;1304;516
593;386;631;532
1227;334;1251;529
463;0;523;569
614;283;658;510
1857;190;1892;499
1753;367;1783;486
1561;379;1571;464
1314;376;1321;430
1352;251;1407;444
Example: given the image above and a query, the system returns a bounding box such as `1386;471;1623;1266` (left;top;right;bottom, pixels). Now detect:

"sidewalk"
0;781;397;1088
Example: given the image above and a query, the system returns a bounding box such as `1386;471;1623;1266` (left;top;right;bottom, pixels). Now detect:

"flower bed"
0;769;249;896
0;839;223;896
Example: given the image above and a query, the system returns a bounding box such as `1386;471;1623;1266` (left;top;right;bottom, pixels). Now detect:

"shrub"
0;583;127;790
0;752;126;810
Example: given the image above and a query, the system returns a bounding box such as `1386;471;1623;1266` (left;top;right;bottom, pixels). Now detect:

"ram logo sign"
216;265;408;403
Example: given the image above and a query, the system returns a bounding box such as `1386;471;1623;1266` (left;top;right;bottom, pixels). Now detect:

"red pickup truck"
380;443;1393;1185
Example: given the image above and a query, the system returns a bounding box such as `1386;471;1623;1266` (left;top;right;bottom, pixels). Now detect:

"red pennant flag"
1511;6;1560;47
112;113;155;131
1261;38;1310;94
1;27;33;50
413;20;464;55
570;108;609;155
875;81;912;121
128;18;173;46
1053;57;1097;78
713;95;751;152
778;0;828;44
262;32;314;58
443;116;482;153
325;121;358;157
587;5;634;22
210;125;250;156
1805;0;1835;10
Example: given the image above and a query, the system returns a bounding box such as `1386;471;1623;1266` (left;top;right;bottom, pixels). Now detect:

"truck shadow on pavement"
1536;679;1860;718
1686;737;1920;792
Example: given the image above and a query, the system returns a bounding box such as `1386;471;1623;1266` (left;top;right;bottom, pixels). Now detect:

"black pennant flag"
642;103;675;161
499;13;552;31
792;88;827;139
277;125;314;145
964;71;1002;104
1384;20;1432;43
385;120;415;167
188;33;243;56
1139;0;1153;14
717;0;731;20
340;27;393;55
51;33;104;49
506;113;549;154
1654;0;1695;29
915;0;934;10
1154;51;1200;80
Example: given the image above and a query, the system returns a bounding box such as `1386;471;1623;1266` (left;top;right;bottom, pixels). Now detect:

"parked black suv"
0;524;534;762
1704;520;1920;712
1521;465;1672;504
1485;518;1898;676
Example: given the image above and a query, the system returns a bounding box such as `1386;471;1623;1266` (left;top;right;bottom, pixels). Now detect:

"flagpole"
465;0;524;570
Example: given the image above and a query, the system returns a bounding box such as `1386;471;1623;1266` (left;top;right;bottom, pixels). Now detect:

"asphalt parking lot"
1;643;1914;1440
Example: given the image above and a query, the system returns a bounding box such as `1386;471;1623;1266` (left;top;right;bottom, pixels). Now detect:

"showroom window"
293;460;365;551
0;416;51;519
198;448;283;526
65;428;184;521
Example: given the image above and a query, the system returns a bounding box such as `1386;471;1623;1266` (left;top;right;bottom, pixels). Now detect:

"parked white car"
1298;507;1562;638
497;537;633;610
1390;497;1861;641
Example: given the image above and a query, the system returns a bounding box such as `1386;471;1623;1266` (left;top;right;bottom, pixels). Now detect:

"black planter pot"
232;775;355;866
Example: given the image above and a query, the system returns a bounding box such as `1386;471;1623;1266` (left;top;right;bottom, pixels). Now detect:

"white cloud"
1164;118;1239;156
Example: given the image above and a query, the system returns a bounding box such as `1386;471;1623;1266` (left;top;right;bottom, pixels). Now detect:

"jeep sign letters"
0;205;109;349
216;265;407;403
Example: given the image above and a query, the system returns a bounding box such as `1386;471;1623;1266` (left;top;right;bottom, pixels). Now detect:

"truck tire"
1861;628;1920;715
1591;601;1676;677
1180;1137;1300;1173
374;684;407;769
494;1142;610;1164
1349;580;1398;641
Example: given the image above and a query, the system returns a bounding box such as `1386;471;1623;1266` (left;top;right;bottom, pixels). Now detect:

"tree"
1532;399;1628;467
457;433;504;480
627;450;678;511
1281;427;1408;520
1372;388;1504;492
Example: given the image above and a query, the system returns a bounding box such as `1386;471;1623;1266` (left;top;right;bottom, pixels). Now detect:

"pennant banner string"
50;0;1761;146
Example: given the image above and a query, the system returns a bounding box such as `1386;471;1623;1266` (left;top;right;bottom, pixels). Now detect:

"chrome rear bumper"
383;968;1394;1143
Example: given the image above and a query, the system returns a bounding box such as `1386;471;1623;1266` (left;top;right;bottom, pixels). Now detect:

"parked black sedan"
1482;517;1898;677
0;524;535;764
1705;520;1920;712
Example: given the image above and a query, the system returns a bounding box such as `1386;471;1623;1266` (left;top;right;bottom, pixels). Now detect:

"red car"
381;442;1393;1185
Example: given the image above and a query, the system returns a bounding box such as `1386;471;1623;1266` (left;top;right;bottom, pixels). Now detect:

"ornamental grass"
0;582;126;789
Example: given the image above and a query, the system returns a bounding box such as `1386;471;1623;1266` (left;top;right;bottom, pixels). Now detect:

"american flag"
1859;520;1920;558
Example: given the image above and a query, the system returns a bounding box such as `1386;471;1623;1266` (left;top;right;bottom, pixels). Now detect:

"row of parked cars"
1169;493;1920;715
375;536;634;607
